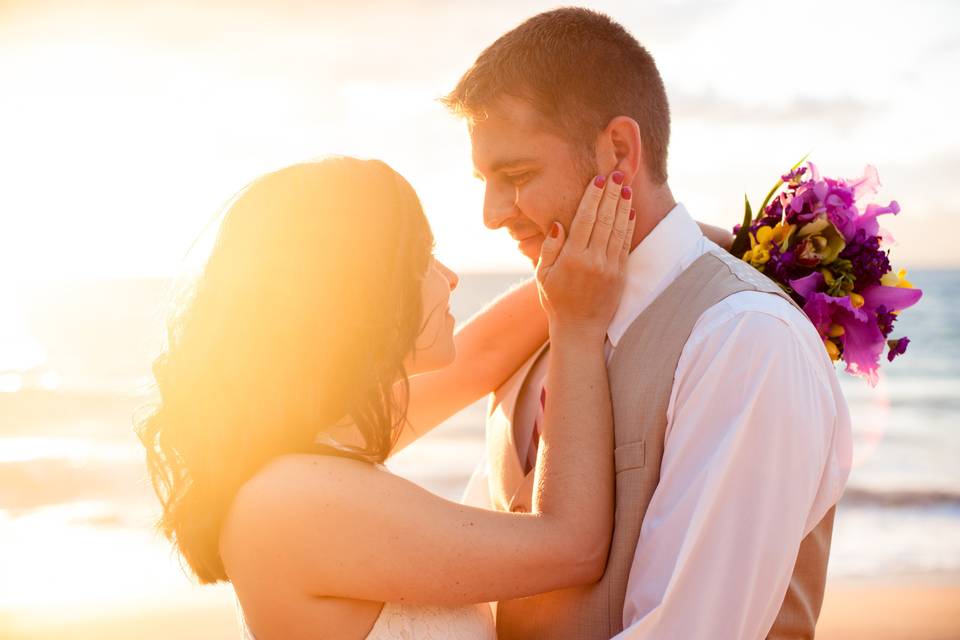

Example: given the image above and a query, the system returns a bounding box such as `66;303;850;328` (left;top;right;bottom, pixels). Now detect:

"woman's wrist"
548;320;608;349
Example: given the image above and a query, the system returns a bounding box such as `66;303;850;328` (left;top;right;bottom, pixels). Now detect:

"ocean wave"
840;486;960;509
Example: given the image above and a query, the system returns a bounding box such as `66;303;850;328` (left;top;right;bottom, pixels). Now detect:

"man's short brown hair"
443;7;671;185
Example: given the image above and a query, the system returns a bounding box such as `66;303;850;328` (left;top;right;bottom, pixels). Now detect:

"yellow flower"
752;223;795;252
744;223;793;269
743;246;770;267
824;339;841;361
771;222;796;251
881;268;914;289
755;225;774;245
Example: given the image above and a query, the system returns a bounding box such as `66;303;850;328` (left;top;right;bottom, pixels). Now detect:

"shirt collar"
606;202;704;347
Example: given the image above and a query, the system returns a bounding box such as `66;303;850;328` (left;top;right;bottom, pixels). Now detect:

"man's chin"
518;236;544;264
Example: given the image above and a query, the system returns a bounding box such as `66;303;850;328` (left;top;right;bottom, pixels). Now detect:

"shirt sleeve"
616;299;839;639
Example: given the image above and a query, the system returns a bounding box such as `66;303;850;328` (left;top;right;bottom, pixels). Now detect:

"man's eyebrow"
474;157;539;179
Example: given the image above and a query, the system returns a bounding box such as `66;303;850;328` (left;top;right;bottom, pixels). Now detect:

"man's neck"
628;181;676;251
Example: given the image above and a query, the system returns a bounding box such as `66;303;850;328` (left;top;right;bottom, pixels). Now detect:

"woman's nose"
439;263;459;291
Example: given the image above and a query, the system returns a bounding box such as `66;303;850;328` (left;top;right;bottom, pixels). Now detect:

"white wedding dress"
360;602;496;639
238;599;496;640
236;434;497;639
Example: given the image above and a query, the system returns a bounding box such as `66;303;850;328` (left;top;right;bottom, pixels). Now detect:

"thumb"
537;222;565;273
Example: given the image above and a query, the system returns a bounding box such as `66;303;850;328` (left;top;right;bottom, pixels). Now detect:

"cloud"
927;34;960;56
671;89;879;128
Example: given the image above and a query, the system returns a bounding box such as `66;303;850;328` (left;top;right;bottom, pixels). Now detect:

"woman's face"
406;257;459;374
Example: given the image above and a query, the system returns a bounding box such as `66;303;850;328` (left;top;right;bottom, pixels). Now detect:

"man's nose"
483;184;515;230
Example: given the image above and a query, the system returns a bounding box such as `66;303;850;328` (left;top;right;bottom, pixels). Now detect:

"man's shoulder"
709;288;804;328
698;287;815;340
703;247;783;292
687;288;831;377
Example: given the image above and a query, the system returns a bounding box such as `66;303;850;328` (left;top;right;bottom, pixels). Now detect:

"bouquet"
730;159;922;385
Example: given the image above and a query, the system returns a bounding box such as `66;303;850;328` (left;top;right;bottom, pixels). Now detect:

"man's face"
470;97;596;264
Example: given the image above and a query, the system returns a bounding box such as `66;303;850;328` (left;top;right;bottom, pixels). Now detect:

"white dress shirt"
463;203;853;639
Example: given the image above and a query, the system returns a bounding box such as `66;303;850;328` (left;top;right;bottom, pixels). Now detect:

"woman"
138;156;634;639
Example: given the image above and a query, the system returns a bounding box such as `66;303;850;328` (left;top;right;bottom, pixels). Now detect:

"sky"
1;0;958;279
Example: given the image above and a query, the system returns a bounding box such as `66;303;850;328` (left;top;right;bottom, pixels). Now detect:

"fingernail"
621;186;632;200
594;175;606;188
629;208;636;221
611;171;624;185
549;222;561;238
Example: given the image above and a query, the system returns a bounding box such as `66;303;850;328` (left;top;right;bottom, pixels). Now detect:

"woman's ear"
604;116;642;184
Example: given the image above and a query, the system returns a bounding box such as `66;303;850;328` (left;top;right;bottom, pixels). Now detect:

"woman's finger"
607;185;632;262
536;221;565;282
619;206;637;269
566;175;607;252
587;171;624;254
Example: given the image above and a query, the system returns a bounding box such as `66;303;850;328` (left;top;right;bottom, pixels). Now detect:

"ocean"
1;270;958;623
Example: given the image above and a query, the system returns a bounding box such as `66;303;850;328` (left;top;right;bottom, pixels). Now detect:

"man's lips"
509;230;543;243
505;226;544;257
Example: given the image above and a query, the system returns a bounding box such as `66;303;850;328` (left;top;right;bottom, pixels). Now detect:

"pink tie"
525;384;547;474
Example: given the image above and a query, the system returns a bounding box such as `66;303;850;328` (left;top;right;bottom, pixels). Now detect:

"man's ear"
601;116;642;184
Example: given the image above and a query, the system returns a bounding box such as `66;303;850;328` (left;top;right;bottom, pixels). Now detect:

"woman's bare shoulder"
221;454;384;567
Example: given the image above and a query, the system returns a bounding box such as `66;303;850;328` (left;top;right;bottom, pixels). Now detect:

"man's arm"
696;222;734;250
615;296;846;638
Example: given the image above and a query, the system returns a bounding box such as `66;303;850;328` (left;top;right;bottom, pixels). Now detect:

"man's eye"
507;172;532;185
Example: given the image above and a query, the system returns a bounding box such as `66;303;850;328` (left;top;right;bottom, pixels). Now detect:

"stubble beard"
521;143;599;267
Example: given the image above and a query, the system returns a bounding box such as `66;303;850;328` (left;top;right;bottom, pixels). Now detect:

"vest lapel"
487;341;550;512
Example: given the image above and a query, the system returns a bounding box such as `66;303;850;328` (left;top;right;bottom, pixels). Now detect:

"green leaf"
729;194;754;257
756;151;812;222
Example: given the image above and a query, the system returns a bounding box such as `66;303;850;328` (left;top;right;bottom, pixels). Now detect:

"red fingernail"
621;186;632;199
629;208;636;221
594;175;606;188
549;222;561;238
611;171;624;185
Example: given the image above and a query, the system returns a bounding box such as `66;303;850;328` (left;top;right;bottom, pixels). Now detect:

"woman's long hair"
136;158;434;584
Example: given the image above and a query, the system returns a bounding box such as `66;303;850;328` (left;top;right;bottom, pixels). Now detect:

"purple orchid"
859;283;923;315
788;272;923;386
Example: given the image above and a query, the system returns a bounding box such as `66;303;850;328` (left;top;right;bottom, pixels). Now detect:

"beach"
3;578;958;639
818;577;960;640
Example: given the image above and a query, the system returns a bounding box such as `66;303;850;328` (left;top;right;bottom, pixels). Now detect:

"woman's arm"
390;277;547;454
698;221;734;250
223;173;632;606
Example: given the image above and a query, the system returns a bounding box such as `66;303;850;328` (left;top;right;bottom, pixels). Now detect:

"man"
449;7;852;639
